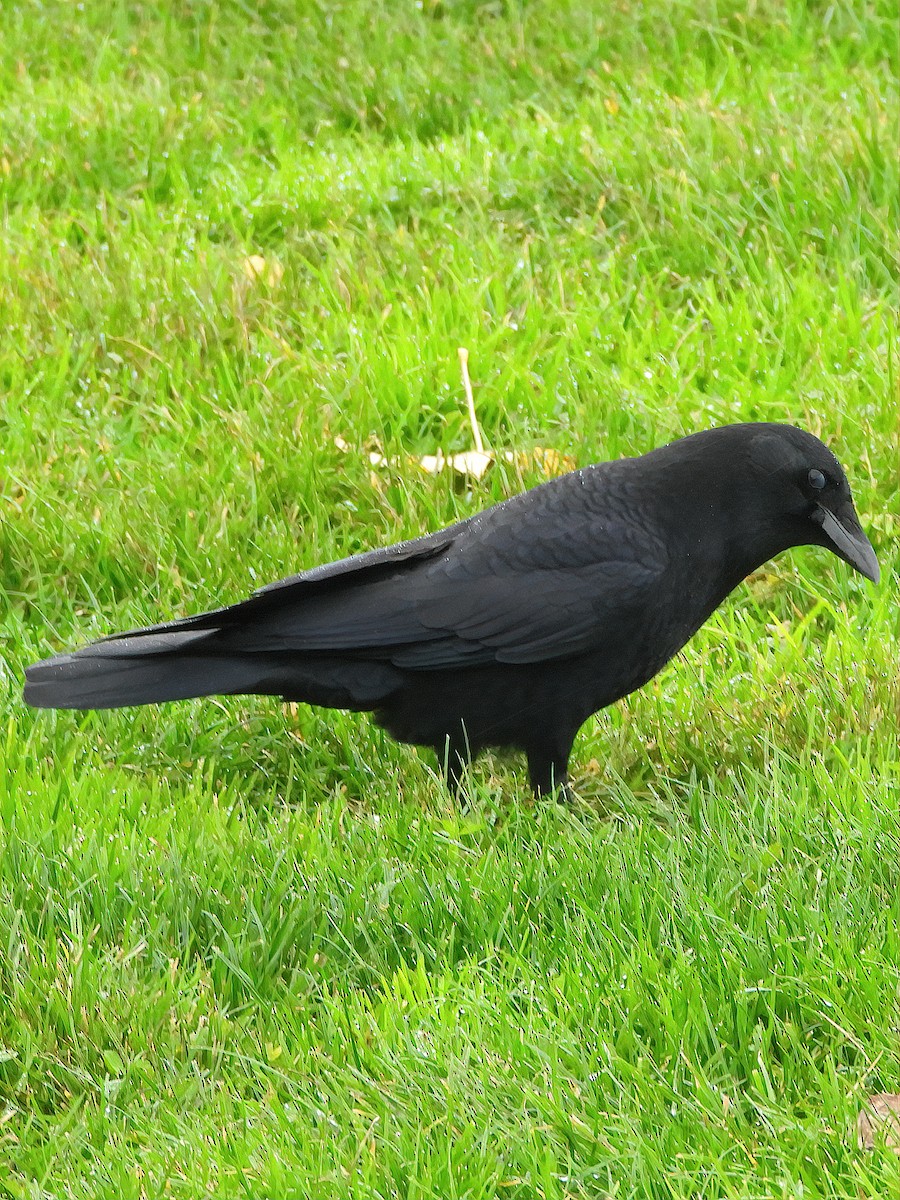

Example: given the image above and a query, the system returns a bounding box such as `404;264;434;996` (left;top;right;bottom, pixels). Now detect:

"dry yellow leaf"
418;450;495;479
242;255;284;288
338;439;576;483
529;447;578;476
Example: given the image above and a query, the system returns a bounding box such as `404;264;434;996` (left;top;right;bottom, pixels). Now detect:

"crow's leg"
436;727;474;801
526;735;575;800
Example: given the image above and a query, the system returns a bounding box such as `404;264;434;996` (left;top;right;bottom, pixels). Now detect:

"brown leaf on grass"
857;1094;900;1154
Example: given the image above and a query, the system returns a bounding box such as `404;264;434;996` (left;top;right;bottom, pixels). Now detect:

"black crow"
24;424;878;797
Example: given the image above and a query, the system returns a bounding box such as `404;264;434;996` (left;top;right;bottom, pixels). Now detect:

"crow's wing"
230;555;662;667
204;484;668;668
393;560;661;665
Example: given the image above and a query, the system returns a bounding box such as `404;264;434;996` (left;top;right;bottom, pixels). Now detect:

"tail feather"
24;629;402;712
24;630;269;710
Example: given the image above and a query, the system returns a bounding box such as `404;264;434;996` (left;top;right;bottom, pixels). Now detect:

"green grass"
1;0;899;1195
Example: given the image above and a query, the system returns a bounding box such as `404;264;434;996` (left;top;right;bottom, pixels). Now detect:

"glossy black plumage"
24;423;878;796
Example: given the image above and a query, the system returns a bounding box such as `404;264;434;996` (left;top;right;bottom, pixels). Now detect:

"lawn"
1;0;898;1195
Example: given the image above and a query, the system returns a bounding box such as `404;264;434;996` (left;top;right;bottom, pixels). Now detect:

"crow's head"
743;424;879;583
653;423;879;584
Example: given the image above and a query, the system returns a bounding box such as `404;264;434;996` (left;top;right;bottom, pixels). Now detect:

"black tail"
23;628;274;710
24;626;402;713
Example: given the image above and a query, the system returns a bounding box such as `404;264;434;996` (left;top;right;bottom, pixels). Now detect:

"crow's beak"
812;501;880;584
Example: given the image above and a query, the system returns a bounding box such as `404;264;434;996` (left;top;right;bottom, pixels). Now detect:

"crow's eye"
807;468;826;491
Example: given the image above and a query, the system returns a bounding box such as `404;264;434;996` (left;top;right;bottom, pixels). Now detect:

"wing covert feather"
184;466;668;667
